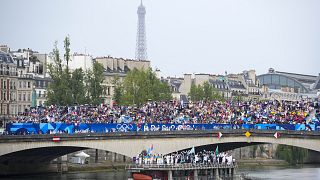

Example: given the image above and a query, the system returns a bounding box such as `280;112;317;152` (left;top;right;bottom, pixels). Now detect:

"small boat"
133;173;152;180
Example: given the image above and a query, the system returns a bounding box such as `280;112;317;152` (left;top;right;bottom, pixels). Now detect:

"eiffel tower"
135;0;148;61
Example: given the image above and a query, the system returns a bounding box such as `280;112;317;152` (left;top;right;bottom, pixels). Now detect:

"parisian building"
0;50;18;115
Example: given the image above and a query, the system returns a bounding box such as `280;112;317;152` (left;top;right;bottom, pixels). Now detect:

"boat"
133;173;152;180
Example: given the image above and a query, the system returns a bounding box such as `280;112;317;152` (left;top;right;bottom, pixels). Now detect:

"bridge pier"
194;169;198;180
209;169;213;178
214;168;219;179
168;170;173;180
95;149;98;163
57;155;68;173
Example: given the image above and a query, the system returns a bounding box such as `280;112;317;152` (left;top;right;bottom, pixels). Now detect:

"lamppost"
31;85;36;107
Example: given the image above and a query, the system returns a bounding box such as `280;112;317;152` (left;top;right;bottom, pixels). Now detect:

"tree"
47;37;106;106
120;68;172;105
47;41;73;105
189;84;198;101
70;68;86;104
112;75;123;105
188;81;224;102
203;81;213;100
86;62;105;105
64;36;71;74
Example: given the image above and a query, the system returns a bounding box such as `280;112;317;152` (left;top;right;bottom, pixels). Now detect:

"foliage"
85;62;105;105
47;41;73;105
117;68;172;105
46;37;104;106
112;75;123;105
70;68;86;104
276;145;308;164
188;81;224;101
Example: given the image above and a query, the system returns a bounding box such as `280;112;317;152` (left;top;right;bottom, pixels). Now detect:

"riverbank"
68;162;127;172
237;158;289;167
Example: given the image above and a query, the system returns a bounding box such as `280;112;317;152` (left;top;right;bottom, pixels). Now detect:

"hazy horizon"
1;0;319;77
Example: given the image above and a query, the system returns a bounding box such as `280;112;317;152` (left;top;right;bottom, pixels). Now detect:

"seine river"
2;165;320;180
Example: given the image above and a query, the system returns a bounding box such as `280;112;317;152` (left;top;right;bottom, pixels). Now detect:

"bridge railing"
125;163;237;170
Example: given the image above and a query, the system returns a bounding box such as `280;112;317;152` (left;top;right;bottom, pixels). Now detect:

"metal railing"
126;163;237;170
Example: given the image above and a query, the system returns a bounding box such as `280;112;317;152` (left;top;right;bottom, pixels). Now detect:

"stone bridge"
0;129;319;175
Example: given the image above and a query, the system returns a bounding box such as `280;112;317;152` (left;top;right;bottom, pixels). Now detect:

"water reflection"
2;165;320;180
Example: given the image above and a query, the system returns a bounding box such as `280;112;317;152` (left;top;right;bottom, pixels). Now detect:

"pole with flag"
147;144;154;155
215;145;219;156
188;146;195;155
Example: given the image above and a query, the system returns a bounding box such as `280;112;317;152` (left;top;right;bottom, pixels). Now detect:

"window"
19;81;22;88
3;81;6;89
27;82;30;88
3;92;6;101
23;81;26;88
18;93;21;101
271;75;280;84
38;91;41;98
23;93;26;101
263;75;272;84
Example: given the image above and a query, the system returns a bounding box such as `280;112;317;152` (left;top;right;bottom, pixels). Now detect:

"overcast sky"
1;0;319;77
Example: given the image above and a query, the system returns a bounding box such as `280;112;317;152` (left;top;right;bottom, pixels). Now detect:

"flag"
188;146;195;155
217;132;223;139
215;146;219;155
52;136;61;143
147;144;154;154
274;132;280;139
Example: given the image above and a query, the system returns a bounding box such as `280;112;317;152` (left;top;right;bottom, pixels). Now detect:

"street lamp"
31;85;36;107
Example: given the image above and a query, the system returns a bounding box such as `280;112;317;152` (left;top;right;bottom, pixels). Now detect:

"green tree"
203;81;213;100
121;68;172;105
112;75;123;105
189;84;198;101
47;41;72;105
64;36;71;74
70;68;86;104
86;62;105;105
188;81;224;102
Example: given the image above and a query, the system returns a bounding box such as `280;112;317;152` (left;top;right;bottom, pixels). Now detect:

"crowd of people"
8;99;320;126
134;148;234;166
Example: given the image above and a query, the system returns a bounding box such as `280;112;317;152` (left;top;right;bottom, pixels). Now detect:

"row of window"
18;93;32;102
0;91;16;101
258;74;307;93
0;64;17;76
0;79;17;90
19;81;32;89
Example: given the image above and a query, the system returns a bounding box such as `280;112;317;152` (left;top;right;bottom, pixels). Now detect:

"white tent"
75;151;90;158
70;151;90;164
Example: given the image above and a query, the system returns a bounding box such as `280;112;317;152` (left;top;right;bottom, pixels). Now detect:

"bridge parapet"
1;129;320;143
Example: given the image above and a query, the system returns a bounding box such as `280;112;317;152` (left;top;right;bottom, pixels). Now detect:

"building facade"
0;51;18;115
17;74;35;113
167;70;262;101
94;56;150;105
257;68;320;101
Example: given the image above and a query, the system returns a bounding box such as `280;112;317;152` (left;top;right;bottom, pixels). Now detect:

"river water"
2;165;320;180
